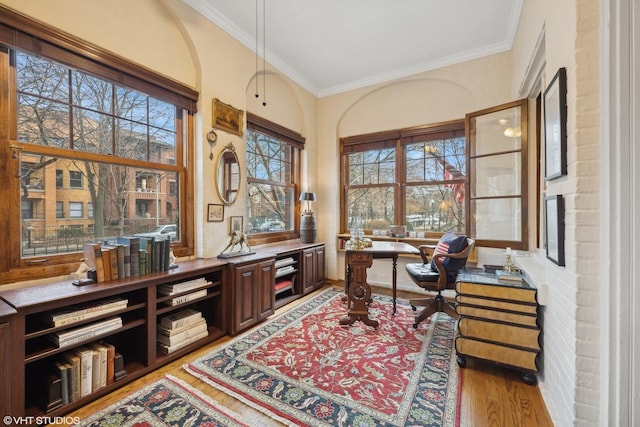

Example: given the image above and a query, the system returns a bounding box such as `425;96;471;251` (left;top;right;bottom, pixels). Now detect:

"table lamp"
300;191;317;243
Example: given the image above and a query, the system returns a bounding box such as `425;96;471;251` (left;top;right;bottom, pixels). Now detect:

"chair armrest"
417;244;436;264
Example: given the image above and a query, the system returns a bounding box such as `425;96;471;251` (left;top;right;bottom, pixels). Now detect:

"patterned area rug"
185;288;461;427
72;374;250;427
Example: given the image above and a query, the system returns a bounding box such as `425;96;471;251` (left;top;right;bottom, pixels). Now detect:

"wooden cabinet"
0;300;17;416
454;271;541;385
302;245;325;294
0;258;227;419
227;256;275;335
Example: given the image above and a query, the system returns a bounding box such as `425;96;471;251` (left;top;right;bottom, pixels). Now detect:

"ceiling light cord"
262;0;267;106
254;0;259;99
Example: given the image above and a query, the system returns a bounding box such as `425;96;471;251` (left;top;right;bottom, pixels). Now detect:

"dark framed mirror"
215;143;240;205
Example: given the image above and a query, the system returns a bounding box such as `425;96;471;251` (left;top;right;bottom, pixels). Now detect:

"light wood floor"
60;285;554;427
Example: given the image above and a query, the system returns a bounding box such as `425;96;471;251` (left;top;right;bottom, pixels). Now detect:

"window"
56;201;64;218
0;7;197;284
69;202;83;219
69;171;83;189
341;121;466;235
466;99;528;249
245;113;303;241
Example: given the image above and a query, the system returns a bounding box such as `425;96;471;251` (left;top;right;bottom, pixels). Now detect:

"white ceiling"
183;0;523;97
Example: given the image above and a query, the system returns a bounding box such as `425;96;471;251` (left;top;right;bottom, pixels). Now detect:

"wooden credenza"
454;270;541;385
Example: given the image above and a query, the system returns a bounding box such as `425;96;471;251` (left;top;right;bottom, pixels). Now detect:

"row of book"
159;277;211;306
46;342;127;412
83;235;172;283
157;309;208;354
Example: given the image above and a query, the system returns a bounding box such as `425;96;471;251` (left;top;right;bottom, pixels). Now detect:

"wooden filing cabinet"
454;271;541;385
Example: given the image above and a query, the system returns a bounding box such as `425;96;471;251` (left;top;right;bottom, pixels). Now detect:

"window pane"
72;70;113;113
347;186;395;230
405;185;465;233
471;198;521;240
471;107;522;156
247;183;292;233
16;51;69;101
20;153;180;257
18;94;70;147
471;152;521;198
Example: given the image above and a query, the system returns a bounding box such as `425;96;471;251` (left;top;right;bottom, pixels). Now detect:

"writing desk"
341;241;419;328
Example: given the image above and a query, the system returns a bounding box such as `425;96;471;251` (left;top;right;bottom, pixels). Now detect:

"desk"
341;241;419;328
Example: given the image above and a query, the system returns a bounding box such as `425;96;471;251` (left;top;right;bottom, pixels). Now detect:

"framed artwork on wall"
207;203;224;222
544;67;567;180
230;216;243;234
545;195;565;266
212;98;244;136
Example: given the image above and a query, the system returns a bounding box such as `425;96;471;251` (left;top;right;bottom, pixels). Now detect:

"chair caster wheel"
456;356;467;368
522;372;537;385
411;305;416;312
412;322;418;328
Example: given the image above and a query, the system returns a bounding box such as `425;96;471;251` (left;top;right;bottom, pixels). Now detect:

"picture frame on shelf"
230;216;243;234
543;67;567;180
212;98;244;136
545;195;565;266
207;203;224;222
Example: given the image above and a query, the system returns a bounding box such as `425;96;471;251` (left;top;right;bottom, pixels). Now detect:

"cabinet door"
302;249;316;294
232;264;258;333
315;246;325;287
256;260;275;321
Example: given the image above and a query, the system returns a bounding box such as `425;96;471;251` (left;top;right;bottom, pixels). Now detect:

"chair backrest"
432;237;475;284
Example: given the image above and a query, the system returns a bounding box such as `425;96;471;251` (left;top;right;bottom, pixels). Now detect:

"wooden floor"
60;285;554;427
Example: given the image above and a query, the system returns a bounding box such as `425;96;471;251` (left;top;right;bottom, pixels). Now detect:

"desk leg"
340;252;379;329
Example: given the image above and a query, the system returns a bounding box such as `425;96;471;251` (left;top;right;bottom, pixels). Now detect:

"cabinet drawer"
457;305;538;327
456;295;537;315
458;317;540;350
455;336;538;371
456;281;537;304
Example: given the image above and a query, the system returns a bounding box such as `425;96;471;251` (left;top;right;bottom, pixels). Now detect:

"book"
90;343;108;390
138;237;153;274
83;242;105;283
55;361;69;405
496;269;524;283
50;317;123;348
158;277;208;295
157;329;208;354
157;318;207;346
275;257;295;268
102;342;116;385
63;352;81;402
73;346;94;397
139;249;148;276
117;237;140;277
160;309;202;330
164;289;207;306
102;245;119;280
101;245;112;282
115;244;127;278
48;298;128;327
90;347;100;392
43;374;63;413
153;238;162;272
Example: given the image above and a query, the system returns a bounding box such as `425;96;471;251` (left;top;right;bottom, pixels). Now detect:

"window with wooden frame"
0;7;197;284
340;121;467;235
245;113;303;244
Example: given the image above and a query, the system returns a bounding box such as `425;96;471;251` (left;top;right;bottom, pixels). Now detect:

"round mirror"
215;143;241;205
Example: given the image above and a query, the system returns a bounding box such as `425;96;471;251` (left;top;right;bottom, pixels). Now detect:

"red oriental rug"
185;288;461;426
72;374;250;427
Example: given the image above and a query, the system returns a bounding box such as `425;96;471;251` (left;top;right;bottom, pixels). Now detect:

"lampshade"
299;192;317;202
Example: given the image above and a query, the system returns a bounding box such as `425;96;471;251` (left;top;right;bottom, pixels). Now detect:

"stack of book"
47;298;128;327
496;269;524;283
48;317;123;349
157;309;208;354
159;277;209;306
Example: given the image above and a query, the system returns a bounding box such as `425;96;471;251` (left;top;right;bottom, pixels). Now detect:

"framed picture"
544;67;567;180
212;98;244;136
230;216;243;234
545;195;565;266
207;203;224;222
